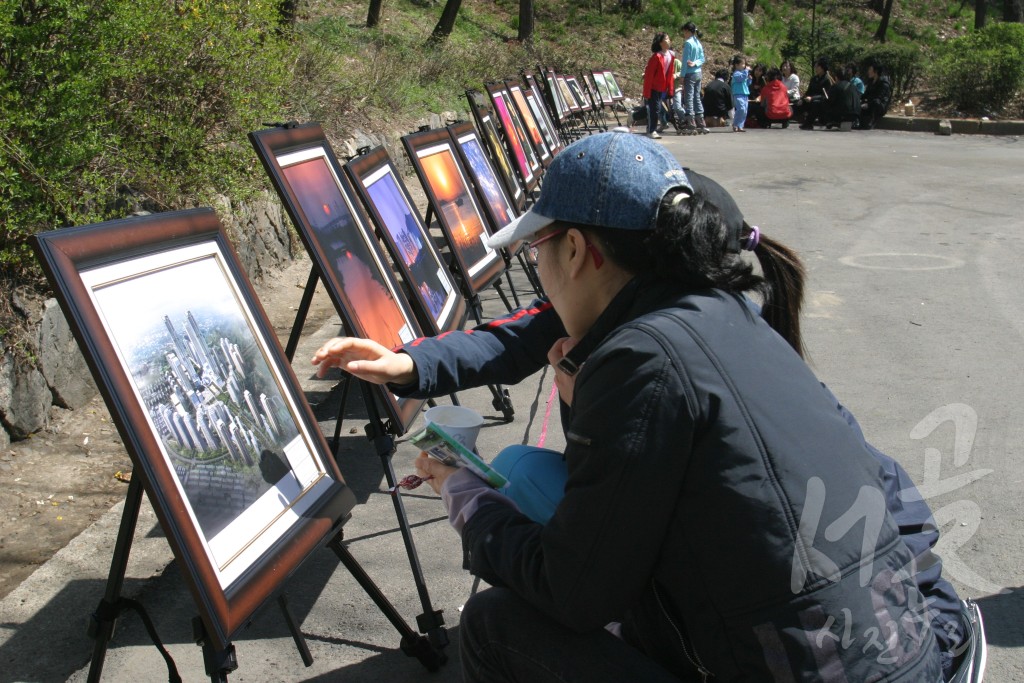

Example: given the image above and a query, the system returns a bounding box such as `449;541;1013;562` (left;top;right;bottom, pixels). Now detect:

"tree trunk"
745;0;757;13
1004;0;1023;21
874;0;895;41
367;0;383;27
975;0;986;28
518;0;535;43
430;0;463;41
733;0;745;50
278;0;298;26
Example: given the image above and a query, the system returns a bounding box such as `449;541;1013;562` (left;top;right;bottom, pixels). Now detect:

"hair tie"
671;191;690;206
743;226;761;251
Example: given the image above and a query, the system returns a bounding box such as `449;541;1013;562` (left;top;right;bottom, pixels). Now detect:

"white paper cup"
424;405;484;452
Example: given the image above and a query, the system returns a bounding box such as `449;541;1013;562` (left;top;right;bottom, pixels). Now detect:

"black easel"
281;263;452;646
87;473;445;682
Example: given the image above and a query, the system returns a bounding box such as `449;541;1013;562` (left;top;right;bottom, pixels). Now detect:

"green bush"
861;43;925;104
932;22;1024;112
0;0;295;274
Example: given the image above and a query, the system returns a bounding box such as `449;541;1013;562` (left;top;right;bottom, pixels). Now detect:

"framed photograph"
580;72;604;110
446;121;517;234
591;69;614;105
555;74;582;115
505;79;558;163
540;68;569;122
485;82;541;191
603;70;625;101
466;89;527;210
522;85;562;155
401;128;506;295
504;80;552;168
248;124;427;433
523;71;558;128
565;76;592;112
344;146;466;335
31;209;356;651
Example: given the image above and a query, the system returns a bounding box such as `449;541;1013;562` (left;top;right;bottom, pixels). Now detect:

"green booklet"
409;422;508;488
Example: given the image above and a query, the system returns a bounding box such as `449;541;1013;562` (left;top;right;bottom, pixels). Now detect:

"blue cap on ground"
485;130;693;248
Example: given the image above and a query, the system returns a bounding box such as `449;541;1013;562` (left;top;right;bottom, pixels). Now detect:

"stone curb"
877;115;1024;136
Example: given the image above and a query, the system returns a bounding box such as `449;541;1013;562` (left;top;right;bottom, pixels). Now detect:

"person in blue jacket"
679;21;709;134
312;137;963;681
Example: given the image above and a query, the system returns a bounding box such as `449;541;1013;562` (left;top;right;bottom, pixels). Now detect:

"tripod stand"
85;472;447;682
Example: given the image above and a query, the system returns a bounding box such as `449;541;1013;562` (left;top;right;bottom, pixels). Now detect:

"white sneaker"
648;131;662;139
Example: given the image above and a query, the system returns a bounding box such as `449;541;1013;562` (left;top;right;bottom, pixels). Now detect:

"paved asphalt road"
1;126;1021;682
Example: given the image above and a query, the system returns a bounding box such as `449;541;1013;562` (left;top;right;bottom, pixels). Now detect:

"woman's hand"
547;337;580;405
311;337;417;385
414;452;459;495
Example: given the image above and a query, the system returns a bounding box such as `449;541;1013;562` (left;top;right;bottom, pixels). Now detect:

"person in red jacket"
754;67;793;128
642;32;673;139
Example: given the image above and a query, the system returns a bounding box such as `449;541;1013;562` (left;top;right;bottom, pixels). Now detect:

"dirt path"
0;255;339;600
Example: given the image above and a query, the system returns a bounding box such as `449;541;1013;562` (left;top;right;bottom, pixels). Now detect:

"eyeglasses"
527;226;604;269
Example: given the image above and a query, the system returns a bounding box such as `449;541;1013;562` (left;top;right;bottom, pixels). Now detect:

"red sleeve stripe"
481;301;554;330
400;301;552;348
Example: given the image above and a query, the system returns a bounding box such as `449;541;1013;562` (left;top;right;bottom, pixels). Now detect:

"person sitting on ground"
312;167;967;683
754;67;792;128
412;131;942;682
700;68;732;127
824;63;862;128
745;62;769;127
313;132;960;683
860;58;893;130
781;59;801;105
798;56;834;129
846;61;866;96
730;55;751;132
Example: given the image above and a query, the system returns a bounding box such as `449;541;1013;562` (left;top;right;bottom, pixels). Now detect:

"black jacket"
826;78;862;122
441;280;939;681
864;74;893;113
804;72;832;103
398;288;960;677
702;78;733;118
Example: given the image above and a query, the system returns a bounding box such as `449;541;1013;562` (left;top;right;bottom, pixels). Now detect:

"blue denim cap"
485;130;693;248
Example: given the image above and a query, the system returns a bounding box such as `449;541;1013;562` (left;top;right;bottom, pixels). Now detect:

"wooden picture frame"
466;89;526;212
542;68;571;121
485;82;541;191
503;79;552;168
603;69;625;101
401;128;506;295
344;147;466;335
446;121;517;234
523;84;563;155
580;71;604;110
555;74;582;114
591;69;614;106
31;209;356;651
248;124;427;433
565;75;592;112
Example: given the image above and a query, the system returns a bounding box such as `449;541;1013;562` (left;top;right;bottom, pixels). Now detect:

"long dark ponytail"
589;189;807;357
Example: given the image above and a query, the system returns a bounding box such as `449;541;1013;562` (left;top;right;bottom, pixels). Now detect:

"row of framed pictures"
462;67;626;207
249;118;536;433
28;63;619;656
540;67;625;123
30;115;538;655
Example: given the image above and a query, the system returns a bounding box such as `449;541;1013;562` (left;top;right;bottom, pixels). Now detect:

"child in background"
757;67;793;128
730;55;751;132
846;62;866;95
